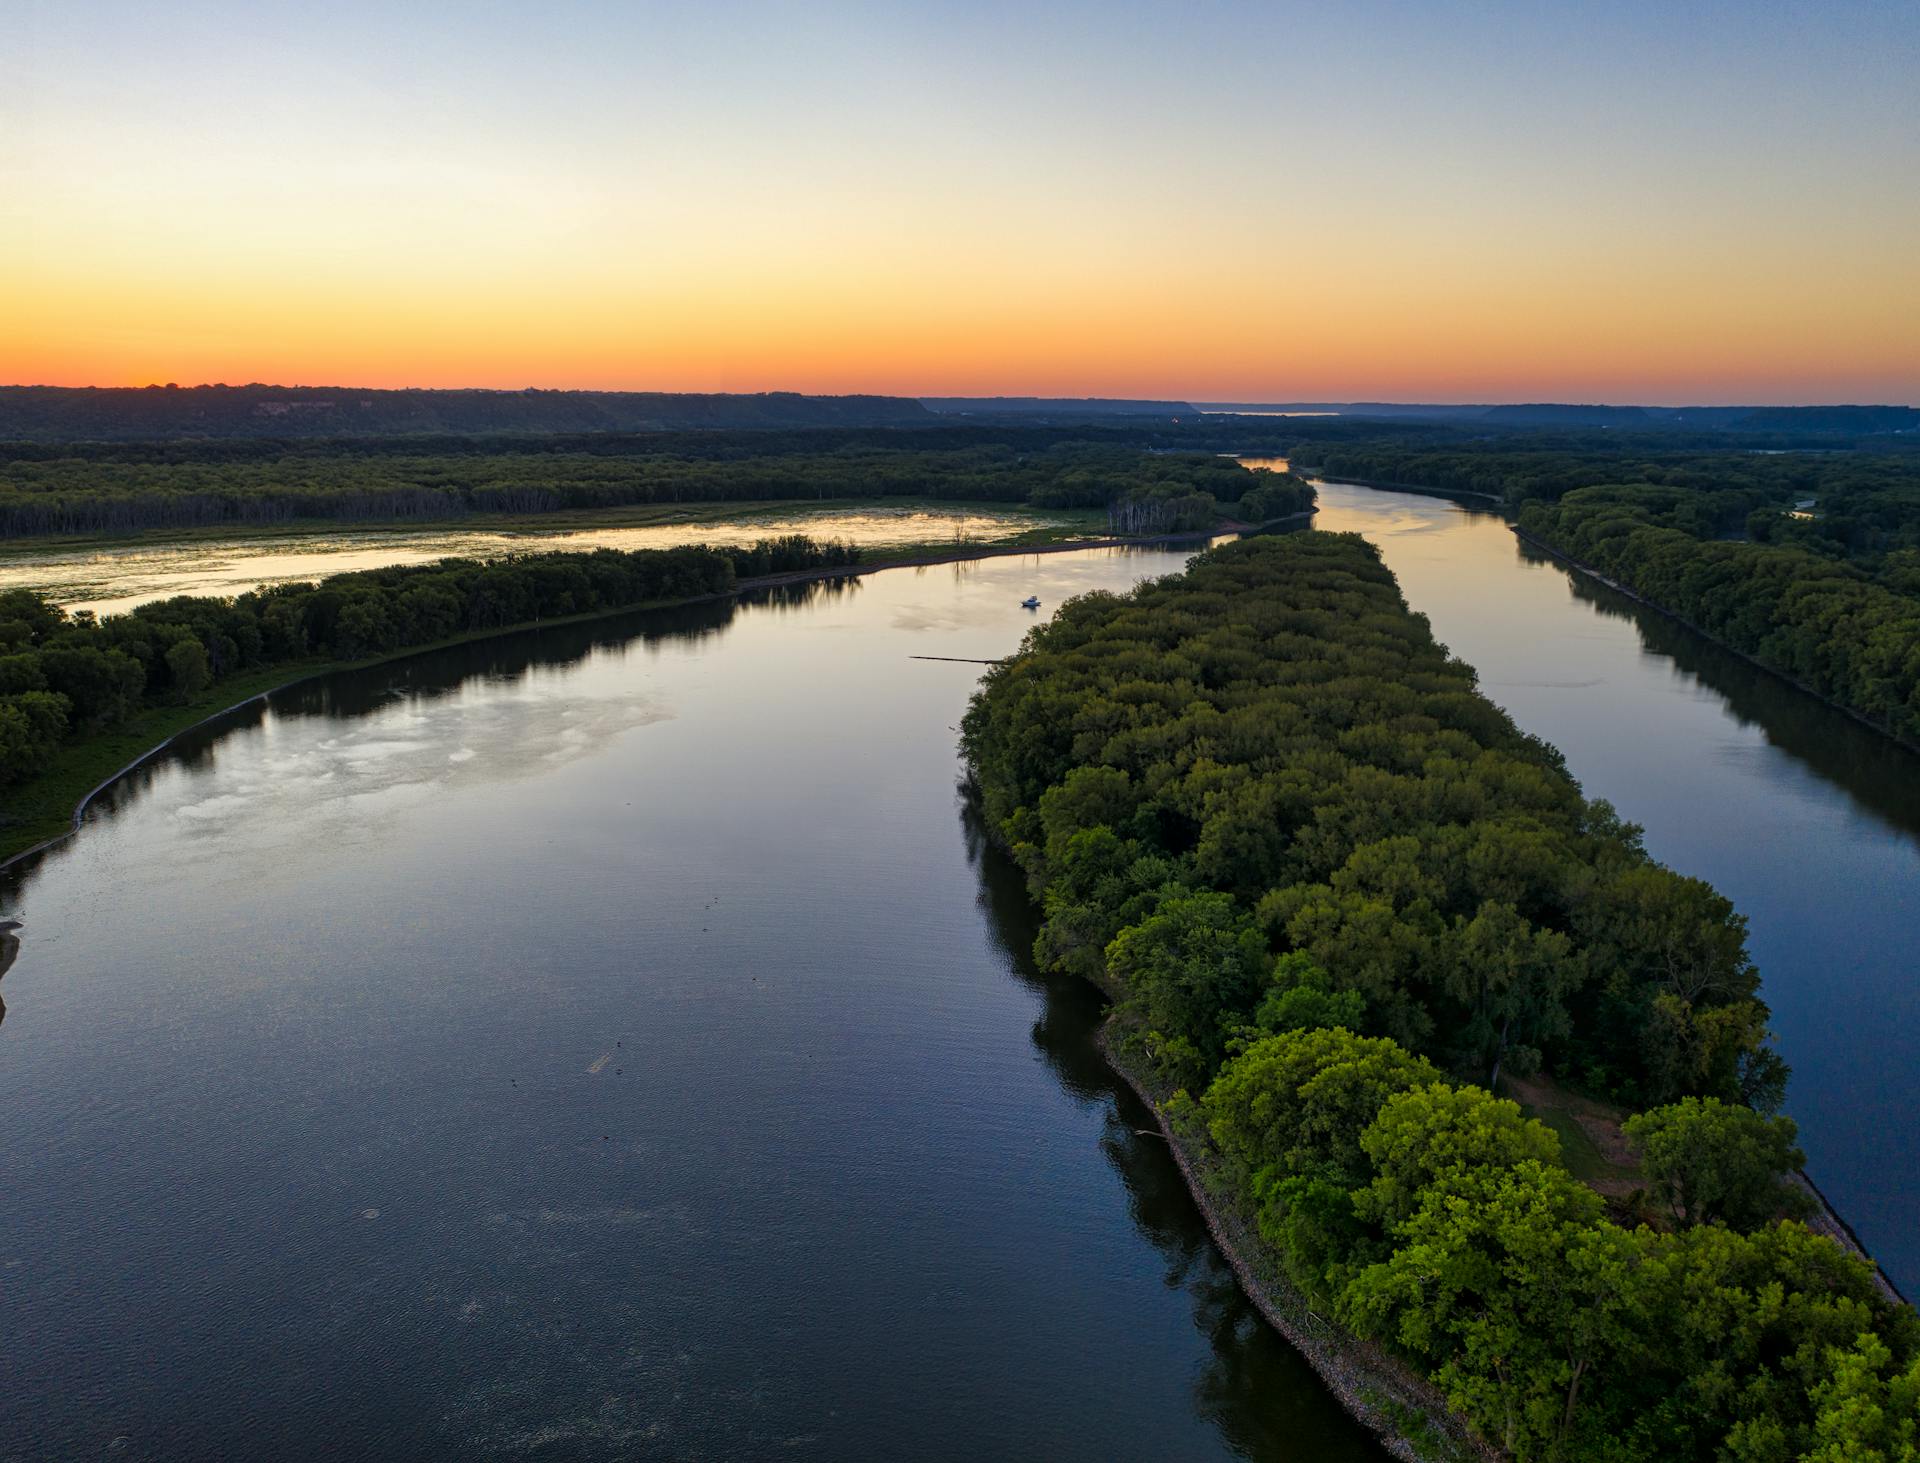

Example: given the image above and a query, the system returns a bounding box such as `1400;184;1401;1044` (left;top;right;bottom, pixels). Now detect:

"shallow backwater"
0;547;1381;1462
0;503;1084;617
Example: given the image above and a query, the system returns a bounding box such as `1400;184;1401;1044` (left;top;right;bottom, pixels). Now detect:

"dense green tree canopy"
963;533;1914;1461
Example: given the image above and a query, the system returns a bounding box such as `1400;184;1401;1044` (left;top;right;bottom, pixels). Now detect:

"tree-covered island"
964;532;1917;1461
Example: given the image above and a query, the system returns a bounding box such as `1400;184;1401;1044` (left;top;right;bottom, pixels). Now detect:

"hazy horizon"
2;381;1915;410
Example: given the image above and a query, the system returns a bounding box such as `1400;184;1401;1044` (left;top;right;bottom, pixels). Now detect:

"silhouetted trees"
0;438;1294;537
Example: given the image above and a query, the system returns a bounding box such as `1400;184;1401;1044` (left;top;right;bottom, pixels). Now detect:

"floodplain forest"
963;533;1918;1462
1287;435;1920;743
0;435;1310;538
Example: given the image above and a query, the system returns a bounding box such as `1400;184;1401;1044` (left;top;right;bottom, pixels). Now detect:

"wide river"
2;481;1916;1457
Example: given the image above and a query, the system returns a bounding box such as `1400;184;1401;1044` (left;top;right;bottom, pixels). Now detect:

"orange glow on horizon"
7;5;1916;408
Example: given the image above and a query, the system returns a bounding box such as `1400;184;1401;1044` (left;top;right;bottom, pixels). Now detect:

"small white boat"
1020;596;1041;609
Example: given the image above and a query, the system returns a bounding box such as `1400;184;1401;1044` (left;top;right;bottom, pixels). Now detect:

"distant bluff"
0;385;937;442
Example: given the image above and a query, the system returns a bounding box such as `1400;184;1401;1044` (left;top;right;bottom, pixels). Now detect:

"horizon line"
3;382;1916;412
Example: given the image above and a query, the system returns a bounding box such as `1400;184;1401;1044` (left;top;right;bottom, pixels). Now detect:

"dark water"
0;551;1381;1462
1308;481;1920;1295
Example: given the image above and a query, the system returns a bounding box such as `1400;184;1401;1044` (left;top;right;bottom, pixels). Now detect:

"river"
0;547;1381;1462
3;481;1916;1457
1301;478;1920;1295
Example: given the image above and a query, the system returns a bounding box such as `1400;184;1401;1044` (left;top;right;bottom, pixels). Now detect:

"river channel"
1304;477;1920;1297
3;479;1916;1458
0;546;1380;1461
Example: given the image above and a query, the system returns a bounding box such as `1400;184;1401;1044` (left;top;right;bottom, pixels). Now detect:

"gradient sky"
4;0;1916;402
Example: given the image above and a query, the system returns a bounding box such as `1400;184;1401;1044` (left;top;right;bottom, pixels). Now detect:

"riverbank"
1511;525;1920;759
0;526;1232;872
1093;1019;1488;1463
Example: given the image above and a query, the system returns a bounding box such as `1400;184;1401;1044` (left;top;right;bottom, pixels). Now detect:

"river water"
0;547;1381;1462
3;481;1917;1458
1302;478;1920;1295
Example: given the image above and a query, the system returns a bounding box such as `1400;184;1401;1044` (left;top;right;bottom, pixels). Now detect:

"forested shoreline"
0;436;1308;538
0;535;855;803
1287;439;1920;746
963;535;1917;1461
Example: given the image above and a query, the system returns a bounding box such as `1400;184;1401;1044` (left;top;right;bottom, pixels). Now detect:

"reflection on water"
1;505;1085;616
1538;544;1920;845
964;807;1380;1458
0;920;16;1030
0;543;1380;1461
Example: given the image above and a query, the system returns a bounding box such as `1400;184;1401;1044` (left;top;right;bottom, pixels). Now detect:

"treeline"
0;535;855;788
1107;465;1315;535
0;384;934;441
1518;489;1920;742
962;535;1916;1461
0;440;1276;537
1287;436;1920;744
1288;438;1918;523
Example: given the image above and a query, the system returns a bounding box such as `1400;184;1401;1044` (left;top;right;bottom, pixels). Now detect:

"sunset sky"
5;0;1916;403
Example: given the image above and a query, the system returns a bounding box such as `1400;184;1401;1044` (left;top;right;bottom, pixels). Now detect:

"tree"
1204;1026;1439;1191
1804;1332;1920;1463
0;588;64;644
1250;952;1367;1036
1353;1081;1562;1234
1445;900;1584;1088
1342;1159;1637;1460
0;691;71;782
164;638;212;701
1106;890;1268;1087
37;645;145;726
1623;1096;1808;1229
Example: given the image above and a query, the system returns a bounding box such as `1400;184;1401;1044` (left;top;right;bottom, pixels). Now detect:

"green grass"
0;661;329;863
1509;1073;1644;1194
1530;1103;1620;1186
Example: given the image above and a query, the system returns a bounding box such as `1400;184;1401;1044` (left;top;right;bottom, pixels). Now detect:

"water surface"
7;478;1918;1458
0;546;1379;1461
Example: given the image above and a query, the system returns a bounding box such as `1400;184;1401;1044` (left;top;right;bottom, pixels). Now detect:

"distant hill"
0;385;936;441
1479;403;1657;426
920;397;1198;418
1680;405;1919;433
1202;401;1920;434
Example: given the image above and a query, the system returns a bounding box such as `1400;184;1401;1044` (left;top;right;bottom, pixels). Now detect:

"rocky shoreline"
1092;1020;1492;1463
